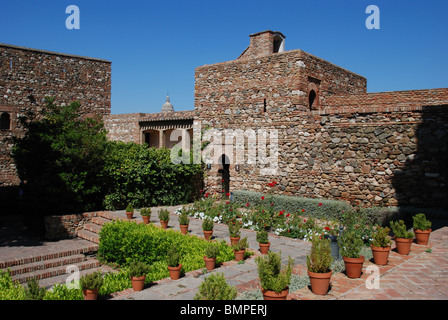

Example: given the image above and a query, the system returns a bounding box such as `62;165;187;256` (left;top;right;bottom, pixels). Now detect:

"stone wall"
195;40;448;209
103;113;143;143
44;211;101;240
0;43;112;187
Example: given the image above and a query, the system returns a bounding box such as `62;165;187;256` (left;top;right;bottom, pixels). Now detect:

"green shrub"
204;243;220;259
128;260;151;278
232;237;249;252
80;271;103;291
125;204;134;213
338;230;363;258
194;273;237;300
256;251;293;293
256;229;269;244
98;220;234;273
178;209;190;225
371;226;392;248
307;236;333;273
412;213;432;231
0;271;27;300
158;208;170;222
232;190;352;221
140;207;151;217
228;222;241;238
202;217;214;231
24;278;46;300
167;246;181;267
390;220;414;239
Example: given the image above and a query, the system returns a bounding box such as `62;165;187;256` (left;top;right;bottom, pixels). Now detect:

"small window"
309;90;317;110
263;99;267;113
273;35;285;53
0;112;11;130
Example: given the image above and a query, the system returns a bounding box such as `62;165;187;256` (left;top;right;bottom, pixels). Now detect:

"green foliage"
202;217;214;231
307;236;333;273
0;271;27;300
11;97;109;213
80;271;104;291
140;207;151;217
24;278;46;300
338;230;363;258
126;204;134;213
371;226;392;248
256;229;269;244
255;251;293;293
167;246;181;267
194;273;237;300
158;208;170;222
413;213;432;231
128;260;151;278
390;220;414;239
102;141;203;210
232;237;249;251
228;221;241;238
98;220;235;273
178;209;190;225
204;243;220;259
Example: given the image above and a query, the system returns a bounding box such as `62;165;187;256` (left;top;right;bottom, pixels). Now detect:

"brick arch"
307;82;320;111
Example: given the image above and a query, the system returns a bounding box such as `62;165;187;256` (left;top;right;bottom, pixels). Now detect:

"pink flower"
318;203;323;206
246;203;250;207
261;196;265;200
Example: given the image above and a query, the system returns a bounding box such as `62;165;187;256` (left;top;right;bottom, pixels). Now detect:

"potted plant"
370;226;392;265
167;246;182;280
413;213;432;245
232;237;248;261
140;207;151;224
338;230;365;278
255;251;293;300
128;260;151;292
80;271;103;300
125;204;134;220
194;273;237;300
178;209;190;235
306;235;333;295
390;220;414;255
203;243;220;271
256;229;270;254
158;208;170;229
228;221;241;245
202;217;214;240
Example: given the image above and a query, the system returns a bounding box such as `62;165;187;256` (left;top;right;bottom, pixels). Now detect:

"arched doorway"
309;90;317;111
219;154;230;199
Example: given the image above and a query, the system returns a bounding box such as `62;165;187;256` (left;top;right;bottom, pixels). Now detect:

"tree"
12;97;108;213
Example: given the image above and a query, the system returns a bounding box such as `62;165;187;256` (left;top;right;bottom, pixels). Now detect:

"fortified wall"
0;43;111;187
195;31;448;209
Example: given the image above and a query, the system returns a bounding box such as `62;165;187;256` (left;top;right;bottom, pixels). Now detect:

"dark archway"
219;154;230;198
0;112;11;130
309;90;317;111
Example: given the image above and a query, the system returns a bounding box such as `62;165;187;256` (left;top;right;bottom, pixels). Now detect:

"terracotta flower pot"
414;229;431;245
180;225;189;235
259;242;270;255
131;275;146;292
343;255;365;279
203;230;213;240
126;212;133;219
395;237;413;255
82;289;99;300
142;216;150;224
261;287;289;300
168;264;182;280
371;245;391;266
203;257;216;271
160;220;169;229
234;249;245;261
307;270;332;295
230;236;240;246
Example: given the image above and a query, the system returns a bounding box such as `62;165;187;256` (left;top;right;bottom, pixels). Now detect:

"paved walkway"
1;207;447;300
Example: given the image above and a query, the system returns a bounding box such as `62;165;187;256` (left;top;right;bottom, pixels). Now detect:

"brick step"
0;241;98;269
91;216;113;226
11;258;101;284
3;254;86;277
83;222;103;234
37;266;105;290
77;229;100;244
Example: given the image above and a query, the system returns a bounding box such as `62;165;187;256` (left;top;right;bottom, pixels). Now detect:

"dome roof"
161;96;174;112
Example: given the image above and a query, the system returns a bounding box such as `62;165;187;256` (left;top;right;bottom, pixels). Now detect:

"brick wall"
0;43;112;187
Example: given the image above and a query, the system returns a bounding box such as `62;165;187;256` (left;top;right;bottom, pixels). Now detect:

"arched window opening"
0;112;11;130
219;154;230;198
308;90;317;111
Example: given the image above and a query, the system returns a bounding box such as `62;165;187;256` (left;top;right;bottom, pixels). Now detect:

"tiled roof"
139;110;195;122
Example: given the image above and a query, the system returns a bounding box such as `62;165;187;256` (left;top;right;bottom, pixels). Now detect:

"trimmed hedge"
232;190;352;221
98;220;234;274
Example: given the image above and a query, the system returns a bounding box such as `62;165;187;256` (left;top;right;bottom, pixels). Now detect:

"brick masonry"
0;43;111;187
195;31;448;208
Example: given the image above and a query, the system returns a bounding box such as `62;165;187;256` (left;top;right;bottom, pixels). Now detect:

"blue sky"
1;0;447;115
